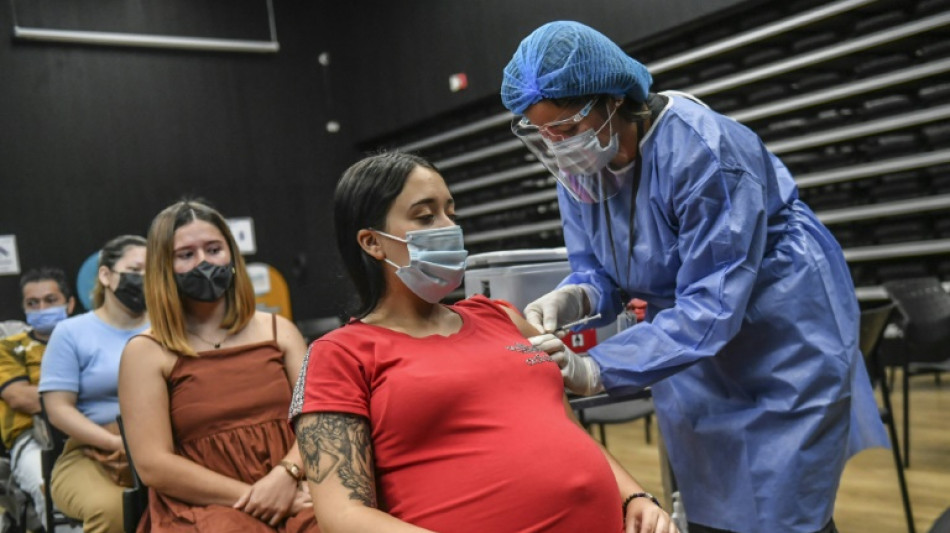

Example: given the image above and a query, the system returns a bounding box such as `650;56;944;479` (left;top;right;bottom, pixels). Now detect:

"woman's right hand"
82;446;126;465
289;482;313;516
82;446;132;487
624;497;679;533
234;466;299;525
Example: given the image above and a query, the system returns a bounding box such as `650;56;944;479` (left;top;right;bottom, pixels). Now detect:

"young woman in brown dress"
119;200;319;532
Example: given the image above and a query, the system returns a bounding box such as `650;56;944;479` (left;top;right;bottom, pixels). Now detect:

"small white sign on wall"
0;235;21;275
226;217;257;255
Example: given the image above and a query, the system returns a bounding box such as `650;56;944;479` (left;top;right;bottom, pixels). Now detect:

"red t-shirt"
297;295;622;532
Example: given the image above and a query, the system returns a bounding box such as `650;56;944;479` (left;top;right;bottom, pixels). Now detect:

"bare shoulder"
249;310;271;328
123;330;161;356
241;311;277;339
273;313;301;334
267;313;303;341
122;332;177;375
496;304;541;338
251;312;305;350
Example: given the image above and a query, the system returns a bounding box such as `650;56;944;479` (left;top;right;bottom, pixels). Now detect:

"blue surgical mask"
547;101;620;177
26;305;68;335
374;225;468;303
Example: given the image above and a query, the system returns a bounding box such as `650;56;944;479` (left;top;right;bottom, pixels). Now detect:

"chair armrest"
31;415;53;451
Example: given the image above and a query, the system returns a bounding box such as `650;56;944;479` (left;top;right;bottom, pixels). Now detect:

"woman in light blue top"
39;234;148;533
502;21;888;533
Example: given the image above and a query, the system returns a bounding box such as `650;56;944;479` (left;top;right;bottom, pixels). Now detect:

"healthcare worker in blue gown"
502;21;888;533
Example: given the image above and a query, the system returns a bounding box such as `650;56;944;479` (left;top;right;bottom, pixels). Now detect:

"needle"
554;313;602;334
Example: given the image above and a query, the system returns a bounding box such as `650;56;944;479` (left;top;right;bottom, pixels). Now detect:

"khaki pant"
51;438;124;533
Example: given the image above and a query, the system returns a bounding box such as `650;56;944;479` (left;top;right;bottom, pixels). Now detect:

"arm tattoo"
296;412;376;507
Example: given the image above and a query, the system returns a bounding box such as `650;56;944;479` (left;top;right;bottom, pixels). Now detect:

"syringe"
554;313;602;334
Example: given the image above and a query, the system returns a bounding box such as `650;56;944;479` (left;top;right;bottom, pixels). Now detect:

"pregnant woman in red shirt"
291;152;677;533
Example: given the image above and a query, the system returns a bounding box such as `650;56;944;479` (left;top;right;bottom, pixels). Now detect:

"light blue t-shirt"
38;311;147;425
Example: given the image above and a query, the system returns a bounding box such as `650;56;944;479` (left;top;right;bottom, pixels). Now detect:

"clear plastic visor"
511;99;595;142
510;122;624;204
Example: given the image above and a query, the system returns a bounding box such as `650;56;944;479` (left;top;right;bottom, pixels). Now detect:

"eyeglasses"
511;99;596;142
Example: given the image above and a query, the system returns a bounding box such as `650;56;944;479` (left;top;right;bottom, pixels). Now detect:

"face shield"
511;100;632;203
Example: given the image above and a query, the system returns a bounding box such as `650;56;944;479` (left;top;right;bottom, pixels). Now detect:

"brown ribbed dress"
137;317;318;532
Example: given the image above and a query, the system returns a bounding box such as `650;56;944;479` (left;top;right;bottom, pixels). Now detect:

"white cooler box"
464;248;617;346
464;247;571;313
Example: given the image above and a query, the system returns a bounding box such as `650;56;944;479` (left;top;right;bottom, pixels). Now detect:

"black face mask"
113;272;146;314
176;261;234;302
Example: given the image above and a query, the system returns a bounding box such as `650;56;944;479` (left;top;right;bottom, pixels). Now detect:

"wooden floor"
603;371;949;533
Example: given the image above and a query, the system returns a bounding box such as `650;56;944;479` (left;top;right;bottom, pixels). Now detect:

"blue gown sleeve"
586;151;770;394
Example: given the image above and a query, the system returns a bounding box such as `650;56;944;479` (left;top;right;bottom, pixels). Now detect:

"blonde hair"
144;200;256;356
91;235;147;309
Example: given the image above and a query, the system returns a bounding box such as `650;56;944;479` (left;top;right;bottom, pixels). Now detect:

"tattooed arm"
295;412;435;532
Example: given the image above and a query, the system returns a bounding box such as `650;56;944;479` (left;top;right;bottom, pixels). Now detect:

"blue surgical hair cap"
501;21;653;115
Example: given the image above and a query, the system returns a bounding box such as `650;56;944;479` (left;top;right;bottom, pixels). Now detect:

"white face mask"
374;225;469;303
547;102;620;176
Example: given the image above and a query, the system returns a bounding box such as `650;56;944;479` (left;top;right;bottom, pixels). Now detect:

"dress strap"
271;313;278;342
131;332;161;346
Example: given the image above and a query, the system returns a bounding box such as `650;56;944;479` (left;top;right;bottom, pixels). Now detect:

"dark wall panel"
0;0;748;321
332;0;749;143
0;1;359;321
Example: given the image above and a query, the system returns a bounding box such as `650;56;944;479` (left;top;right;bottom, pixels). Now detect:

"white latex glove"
529;333;604;396
524;285;589;334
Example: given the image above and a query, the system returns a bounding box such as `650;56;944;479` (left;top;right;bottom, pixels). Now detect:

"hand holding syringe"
528;314;605;396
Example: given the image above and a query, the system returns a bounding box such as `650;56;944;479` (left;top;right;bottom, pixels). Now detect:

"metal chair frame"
115;415;147;533
34;397;83;531
860;303;915;533
882;277;950;468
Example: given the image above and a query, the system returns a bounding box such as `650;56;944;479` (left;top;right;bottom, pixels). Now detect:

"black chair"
930;507;950;533
860;303;915;533
577;398;655;448
0;321;29;338
295;316;343;344
0;443;39;532
881;277;950;468
34;396;83;531
115;415;148;533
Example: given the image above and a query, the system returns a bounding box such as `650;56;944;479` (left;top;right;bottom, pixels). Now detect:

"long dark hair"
334;151;438;317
